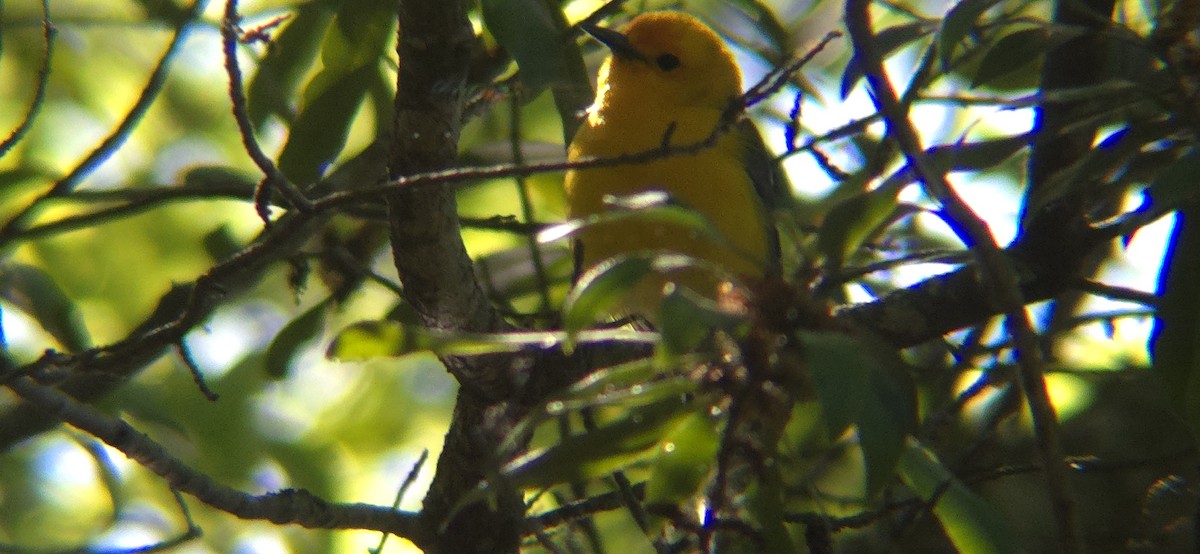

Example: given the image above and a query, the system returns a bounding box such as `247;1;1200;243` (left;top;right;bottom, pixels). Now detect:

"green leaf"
877;135;1030;194
743;460;796;552
938;0;1004;69
0;263;90;351
201;225;244;262
561;253;656;340
481;0;567;91
1151;203;1200;437
1145;150;1200;212
538;194;718;247
725;0;792;57
0;167;53;206
277;0;394;184
971;27;1084;88
799;331;873;439
815;188;899;271
179;165;258;192
277;65;376;184
503;371;694;456
502;398;695;489
264;298;330;379
247;4;337;126
931;134;1029;172
656;283;745;357
970;27;1047;88
856;362;914;495
800;331;914;494
564;357;660;399
327;320;412;360
481;0;590;142
1026;124;1177;225
321;0;394;70
898;440;1023;553
644;410;719;508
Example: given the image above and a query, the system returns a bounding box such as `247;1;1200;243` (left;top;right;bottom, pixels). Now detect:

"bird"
564;11;790;319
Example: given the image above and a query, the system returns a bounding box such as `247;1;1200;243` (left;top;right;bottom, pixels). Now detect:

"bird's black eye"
655;53;681;71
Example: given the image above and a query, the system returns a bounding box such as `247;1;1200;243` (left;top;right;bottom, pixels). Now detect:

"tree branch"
5;376;427;543
386;2;519;552
844;2;1082;551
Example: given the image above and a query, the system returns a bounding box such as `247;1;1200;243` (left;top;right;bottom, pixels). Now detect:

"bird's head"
584;12;743;111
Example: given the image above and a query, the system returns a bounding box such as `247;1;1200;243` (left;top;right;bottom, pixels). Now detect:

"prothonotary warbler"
565;11;790;318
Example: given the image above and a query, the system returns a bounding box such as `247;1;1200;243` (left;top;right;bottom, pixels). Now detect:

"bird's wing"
737;118;792;271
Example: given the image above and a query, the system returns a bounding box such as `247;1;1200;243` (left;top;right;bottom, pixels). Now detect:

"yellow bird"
565;11;789;317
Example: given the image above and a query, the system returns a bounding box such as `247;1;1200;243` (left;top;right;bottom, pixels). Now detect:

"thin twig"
174;341;219;401
15;184;252;243
220;0;312;218
508;93;554;313
525;481;646;533
4;375;427;542
371;450;430;554
743;31;842;108
1075;278;1160;307
0;0;55;159
0;0;207;250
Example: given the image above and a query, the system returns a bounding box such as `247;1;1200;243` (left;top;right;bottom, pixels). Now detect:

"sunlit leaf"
537;201;716;246
898;440;1023;553
561;253;656;340
502;368;692;456
328;320;656;361
327;320;412;360
644;410;719;508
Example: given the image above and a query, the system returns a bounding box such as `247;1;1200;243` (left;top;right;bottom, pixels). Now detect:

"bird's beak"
580;21;645;62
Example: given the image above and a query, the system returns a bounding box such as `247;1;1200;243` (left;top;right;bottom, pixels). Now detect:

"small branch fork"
220;0;313;219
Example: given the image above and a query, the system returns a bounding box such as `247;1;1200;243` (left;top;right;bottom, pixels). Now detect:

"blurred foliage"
0;0;1197;552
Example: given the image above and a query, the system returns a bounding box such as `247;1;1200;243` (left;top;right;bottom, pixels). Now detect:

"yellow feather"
565;12;784;317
